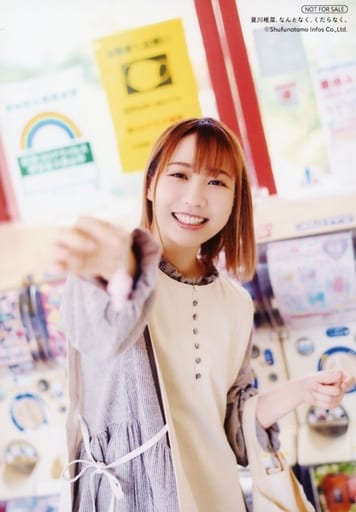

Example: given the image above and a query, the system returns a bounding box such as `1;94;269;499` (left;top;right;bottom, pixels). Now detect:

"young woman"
55;117;353;511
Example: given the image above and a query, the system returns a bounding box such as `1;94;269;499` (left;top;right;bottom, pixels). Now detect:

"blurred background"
0;1;355;510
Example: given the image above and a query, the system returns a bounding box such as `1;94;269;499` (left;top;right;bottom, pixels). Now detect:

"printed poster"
266;231;356;327
94;18;202;172
312;60;356;187
0;68;102;222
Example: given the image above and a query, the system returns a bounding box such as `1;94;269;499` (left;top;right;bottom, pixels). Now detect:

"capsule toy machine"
0;274;68;510
253;192;356;512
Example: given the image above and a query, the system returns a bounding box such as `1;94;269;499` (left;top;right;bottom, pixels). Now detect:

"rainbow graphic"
20;111;82;150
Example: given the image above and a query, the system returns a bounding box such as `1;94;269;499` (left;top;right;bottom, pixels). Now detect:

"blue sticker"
326;326;350;337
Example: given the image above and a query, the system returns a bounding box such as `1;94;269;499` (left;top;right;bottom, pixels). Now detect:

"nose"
184;176;207;207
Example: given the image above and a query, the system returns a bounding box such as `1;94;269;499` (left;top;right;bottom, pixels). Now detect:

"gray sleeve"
60;227;161;359
224;336;280;466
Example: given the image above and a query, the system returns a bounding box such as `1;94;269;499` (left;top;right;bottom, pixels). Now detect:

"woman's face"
148;133;235;254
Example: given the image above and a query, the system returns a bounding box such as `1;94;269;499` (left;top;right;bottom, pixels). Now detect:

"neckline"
159;258;218;285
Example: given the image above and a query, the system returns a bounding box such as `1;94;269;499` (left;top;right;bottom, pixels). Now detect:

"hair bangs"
192;125;234;179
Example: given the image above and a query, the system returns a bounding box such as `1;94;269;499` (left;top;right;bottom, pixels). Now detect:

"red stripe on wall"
193;0;242;141
194;0;276;194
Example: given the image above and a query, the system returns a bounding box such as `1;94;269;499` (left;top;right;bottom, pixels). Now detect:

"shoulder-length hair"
140;117;256;281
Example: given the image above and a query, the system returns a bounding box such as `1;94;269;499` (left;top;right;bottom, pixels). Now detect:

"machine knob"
263;348;274;365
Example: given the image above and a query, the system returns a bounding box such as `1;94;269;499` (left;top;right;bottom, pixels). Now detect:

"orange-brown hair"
140;117;256;281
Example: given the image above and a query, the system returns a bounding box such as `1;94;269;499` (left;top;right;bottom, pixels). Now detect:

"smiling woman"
52;116;353;512
142;117;255;280
147;134;237;277
54;116;261;512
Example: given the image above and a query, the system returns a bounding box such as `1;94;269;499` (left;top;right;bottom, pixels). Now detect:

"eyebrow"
167;161;233;179
167;161;192;168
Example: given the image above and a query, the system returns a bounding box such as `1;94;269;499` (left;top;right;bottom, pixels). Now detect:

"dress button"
192;300;198;306
193;328;198;335
195;373;201;379
195;357;201;364
194;343;200;349
192;313;197;320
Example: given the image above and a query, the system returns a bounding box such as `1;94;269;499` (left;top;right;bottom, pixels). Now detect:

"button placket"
192;286;202;380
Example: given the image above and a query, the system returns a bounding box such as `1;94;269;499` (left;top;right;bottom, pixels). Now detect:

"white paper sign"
0;68;103;222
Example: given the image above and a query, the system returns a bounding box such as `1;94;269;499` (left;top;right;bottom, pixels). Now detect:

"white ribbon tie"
62;416;168;512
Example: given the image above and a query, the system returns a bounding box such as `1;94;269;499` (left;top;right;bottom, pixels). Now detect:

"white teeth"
174;213;205;225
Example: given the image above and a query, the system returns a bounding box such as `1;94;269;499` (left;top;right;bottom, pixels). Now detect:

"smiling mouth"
172;213;208;225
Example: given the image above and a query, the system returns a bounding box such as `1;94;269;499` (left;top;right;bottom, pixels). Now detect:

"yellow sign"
94;18;202;172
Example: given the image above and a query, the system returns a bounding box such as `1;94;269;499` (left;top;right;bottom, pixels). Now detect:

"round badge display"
9;392;48;431
4;439;39;474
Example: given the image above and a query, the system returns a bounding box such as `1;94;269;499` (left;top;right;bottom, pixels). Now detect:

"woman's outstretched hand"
53;216;136;282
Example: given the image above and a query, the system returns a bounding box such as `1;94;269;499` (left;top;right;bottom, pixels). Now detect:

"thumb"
341;371;356;391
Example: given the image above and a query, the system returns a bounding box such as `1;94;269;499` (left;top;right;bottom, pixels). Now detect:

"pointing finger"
75;217;131;247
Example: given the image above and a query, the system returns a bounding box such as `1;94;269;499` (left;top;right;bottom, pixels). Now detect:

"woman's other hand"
256;369;355;428
299;370;355;410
